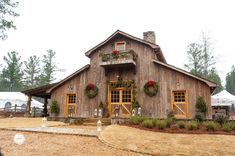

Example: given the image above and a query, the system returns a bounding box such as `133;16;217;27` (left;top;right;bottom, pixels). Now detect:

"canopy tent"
211;90;235;106
0;92;43;109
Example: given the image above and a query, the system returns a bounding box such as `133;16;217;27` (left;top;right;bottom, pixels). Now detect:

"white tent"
211;90;235;106
0;92;44;110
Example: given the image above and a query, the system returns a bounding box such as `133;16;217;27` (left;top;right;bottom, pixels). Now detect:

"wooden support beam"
43;98;48;117
26;95;32;114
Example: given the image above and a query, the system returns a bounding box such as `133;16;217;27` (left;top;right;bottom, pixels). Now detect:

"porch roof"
21;83;58;98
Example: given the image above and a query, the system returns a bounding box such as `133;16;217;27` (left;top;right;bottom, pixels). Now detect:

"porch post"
26;94;32;115
43;98;48;117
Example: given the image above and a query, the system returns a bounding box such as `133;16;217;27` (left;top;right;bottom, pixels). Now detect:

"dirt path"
0;130;144;156
99;125;235;156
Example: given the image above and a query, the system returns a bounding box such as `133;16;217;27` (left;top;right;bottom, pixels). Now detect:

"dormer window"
115;41;126;51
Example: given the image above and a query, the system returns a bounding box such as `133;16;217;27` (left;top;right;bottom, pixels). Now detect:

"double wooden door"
109;88;132;118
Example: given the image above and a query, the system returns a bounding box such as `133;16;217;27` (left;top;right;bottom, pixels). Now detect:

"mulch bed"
122;124;235;136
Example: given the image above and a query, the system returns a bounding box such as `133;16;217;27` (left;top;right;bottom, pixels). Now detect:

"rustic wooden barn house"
23;30;217;119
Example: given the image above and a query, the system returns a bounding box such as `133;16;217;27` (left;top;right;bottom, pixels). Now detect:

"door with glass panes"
65;94;76;117
109;88;132;118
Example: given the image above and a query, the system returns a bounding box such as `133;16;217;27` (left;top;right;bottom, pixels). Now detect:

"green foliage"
39;49;57;85
155;120;167;130
204;121;220;131
132;100;140;108
195;96;208;114
23;55;41;89
194;114;204;122
129;116;147;125
225;66;235;94
187;121;199;130
222;122;233;132
99;101;103;108
165;117;174;128
177;121;186;129
0;51;23;91
85;84;98;98
214;113;227;126
0;0;19;40
50;100;60;114
167;111;175;119
208;68;223;94
141;119;154;129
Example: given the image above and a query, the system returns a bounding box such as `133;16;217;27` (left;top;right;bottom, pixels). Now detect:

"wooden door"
65;94;77;117
109;88;132;118
171;90;188;119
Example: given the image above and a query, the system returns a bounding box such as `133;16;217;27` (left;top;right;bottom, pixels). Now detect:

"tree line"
184;32;235;95
0;49;57;91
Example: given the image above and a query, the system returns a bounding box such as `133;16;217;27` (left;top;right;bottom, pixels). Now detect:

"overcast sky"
0;0;235;85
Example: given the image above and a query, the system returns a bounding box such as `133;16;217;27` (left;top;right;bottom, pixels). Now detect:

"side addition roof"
152;59;217;90
47;64;90;93
85;30;167;63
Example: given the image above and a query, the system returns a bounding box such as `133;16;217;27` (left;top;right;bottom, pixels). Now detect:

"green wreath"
144;80;158;97
85;83;98;98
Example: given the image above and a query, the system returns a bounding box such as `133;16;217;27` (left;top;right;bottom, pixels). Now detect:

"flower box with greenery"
50;100;60;117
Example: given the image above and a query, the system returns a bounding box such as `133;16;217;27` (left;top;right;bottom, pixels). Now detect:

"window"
115;41;126;51
68;95;76;104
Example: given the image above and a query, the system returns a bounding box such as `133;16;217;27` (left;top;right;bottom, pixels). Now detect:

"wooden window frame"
115;41;126;51
171;90;188;119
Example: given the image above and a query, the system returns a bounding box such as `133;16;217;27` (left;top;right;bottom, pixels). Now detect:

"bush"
155;120;167;130
196;96;208;114
129;116;140;125
50;100;60;114
141;119;154;129
167;111;175;119
222;122;232;132
194;114;204;122
214;113;227;126
187;121;199;130
171;124;178;130
165;117;174;128
204;121;220;131
129;116;147;125
177;121;186;129
230;122;235;130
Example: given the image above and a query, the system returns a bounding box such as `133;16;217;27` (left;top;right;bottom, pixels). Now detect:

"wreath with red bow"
112;50;119;59
144;80;158;97
85;83;98;98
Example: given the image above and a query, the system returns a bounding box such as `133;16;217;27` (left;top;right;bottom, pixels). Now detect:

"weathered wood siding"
51;34;212;119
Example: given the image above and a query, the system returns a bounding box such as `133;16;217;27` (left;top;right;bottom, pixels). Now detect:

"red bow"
148;80;154;87
88;83;94;90
112;50;118;55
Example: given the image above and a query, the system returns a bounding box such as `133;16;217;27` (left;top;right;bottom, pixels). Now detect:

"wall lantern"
114;105;120;118
132;109;135;116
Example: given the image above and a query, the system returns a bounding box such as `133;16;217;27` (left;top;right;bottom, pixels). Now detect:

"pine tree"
1;51;23;91
225;66;235;95
23;55;41;88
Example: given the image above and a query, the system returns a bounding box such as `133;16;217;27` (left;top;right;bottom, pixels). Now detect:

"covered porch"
21;83;58;117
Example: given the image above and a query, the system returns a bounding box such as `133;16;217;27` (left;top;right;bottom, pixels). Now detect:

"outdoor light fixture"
114;105;119;118
138;107;142;116
41;117;47;127
97;120;102;131
132;109;135;116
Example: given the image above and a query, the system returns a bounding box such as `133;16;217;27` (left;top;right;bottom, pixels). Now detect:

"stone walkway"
10;127;99;137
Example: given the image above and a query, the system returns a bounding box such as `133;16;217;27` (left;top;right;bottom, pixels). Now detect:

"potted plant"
50;100;60;117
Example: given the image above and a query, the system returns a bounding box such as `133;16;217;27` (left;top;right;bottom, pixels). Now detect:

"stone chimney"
143;31;155;44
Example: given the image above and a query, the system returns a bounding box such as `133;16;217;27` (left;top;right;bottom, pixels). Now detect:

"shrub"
194;114;204;122
230;122;235;130
129;116;147;125
171;124;178;130
187;121;199;130
222;122;232;132
50;100;60;114
204;121;220;131
129;116;140;125
141;119;154;129
155;120;167;130
167;111;175;119
196;96;208;114
214;113;227;126
165;117;174;128
177;121;186;129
